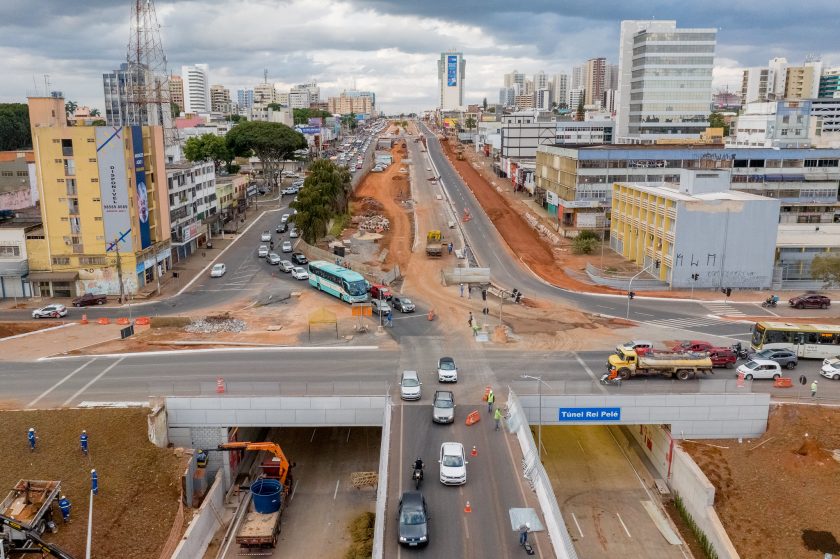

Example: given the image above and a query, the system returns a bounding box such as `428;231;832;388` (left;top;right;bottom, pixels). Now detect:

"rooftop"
777;223;840;248
617;182;773;203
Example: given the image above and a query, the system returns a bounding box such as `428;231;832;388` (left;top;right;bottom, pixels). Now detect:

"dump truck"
1;480;74;558
607;347;713;381
426;231;443;257
455;145;465;160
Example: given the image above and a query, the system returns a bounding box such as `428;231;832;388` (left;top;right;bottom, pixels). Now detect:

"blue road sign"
558;408;621;421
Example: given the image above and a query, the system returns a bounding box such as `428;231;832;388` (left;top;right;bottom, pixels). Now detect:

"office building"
499;87;515;107
210;85;231;113
604;64;619;91
437;51;466;110
584;57;606;107
728;101;812;148
616;20;717;142
26;95;171;298
169;74;184;112
182;64;211;114
102;63;133;126
785;59;823;100
819;68;840;98
237;89;254;110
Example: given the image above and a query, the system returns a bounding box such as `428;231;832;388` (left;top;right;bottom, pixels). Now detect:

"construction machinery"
216;442;294;488
607;348;713;381
455;144;465;160
1;480;75;559
426;231;443;257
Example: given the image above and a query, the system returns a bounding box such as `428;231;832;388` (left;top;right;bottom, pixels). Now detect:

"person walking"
448;242;453;255
487;390;495;413
494;407;503;431
519;522;530;546
468;312;474;330
80;430;88;455
90;469;99;496
459;283;465;297
27;427;36;452
57;495;71;523
811;379;819;398
386;309;393;327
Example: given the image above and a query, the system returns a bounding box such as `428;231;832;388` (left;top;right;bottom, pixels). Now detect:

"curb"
37;344;382;361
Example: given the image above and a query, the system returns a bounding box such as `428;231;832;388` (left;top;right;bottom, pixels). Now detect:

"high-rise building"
784;58;823;100
499;87;515;107
569;89;585;112
616;20;716;142
553;74;569;107
327;91;375;115
169;74;184;113
820;68;840;98
237;89;254;110
533;71;549;92
741;67;771;104
504;70;525;89
604;64;619;91
535;89;552;111
210;85;231;113
181;64;210;114
102;63;133;126
768;57;789;100
584;57;606;107
571;65;585;92
437;52;466;110
253;83;276;107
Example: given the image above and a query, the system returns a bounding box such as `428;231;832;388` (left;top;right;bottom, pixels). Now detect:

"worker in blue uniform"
90;469;98;496
80;430;88;455
58;495;71;523
27;427;36;452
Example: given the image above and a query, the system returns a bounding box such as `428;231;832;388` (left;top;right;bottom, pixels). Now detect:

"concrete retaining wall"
170;470;225;559
147;404;169;448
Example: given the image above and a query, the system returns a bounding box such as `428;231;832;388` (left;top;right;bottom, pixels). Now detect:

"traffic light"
628;291;635;300
721;287;732;297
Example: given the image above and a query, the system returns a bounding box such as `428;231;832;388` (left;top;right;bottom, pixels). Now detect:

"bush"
572;236;599;254
344;512;375;559
674;494;718;559
329;213;351;238
576;230;600;242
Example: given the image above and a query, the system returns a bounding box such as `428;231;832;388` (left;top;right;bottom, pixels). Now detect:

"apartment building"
166;161;216;263
210;85;232;113
728;101;812;148
169;74;184;113
182;64;211;114
0;151;37;210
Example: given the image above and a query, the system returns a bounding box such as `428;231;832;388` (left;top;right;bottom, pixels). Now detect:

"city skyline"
1;0;839;113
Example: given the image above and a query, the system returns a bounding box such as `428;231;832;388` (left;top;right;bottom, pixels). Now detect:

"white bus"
750;321;840;359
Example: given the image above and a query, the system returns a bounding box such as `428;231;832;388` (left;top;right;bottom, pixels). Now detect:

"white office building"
182;64;211;114
553;73;569;107
728;101;812;148
437;51;466;110
616;20;716;143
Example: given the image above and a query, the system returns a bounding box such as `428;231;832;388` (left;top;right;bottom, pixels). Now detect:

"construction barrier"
216;377;225;394
135;317;151;326
471;445;477;457
483;386;492;402
80;314;88;325
97;317;110;325
774;377;793;388
464;501;472;513
116;317;130;325
465;410;480;426
427;309;435;321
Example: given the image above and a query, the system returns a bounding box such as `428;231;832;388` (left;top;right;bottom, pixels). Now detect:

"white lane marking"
290;480;299;501
27;358;96;407
39;345;382;361
573;352;608;394
571;513;584;538
346;428;351;442
310;429;317;442
762;306;780;317
636;312;655;317
333;479;340;500
576;438;586;455
62;357;125;406
616;513;632;538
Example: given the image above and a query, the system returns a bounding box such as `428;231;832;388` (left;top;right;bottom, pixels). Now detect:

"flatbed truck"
607;348;713;381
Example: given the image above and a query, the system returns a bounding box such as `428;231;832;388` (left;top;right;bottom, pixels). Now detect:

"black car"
291;252;308;265
72;293;107;307
276;223;288;234
398;491;429;547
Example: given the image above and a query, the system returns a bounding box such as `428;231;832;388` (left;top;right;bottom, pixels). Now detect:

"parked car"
260;231;272;242
267;253;281;265
72;293;107;307
369;284;392;300
399;370;422;400
619;340;654;355
789;294;831;309
437;357;458;383
821;356;840;379
438;442;467;485
281;187;296;195
432;390;455;424
708;348;737;368
747;348;798;369
736;359;783;380
671;340;714;353
32;304;68;319
392;295;415;313
278;260;294;273
291;267;309;280
291;252;308;265
397;491;429;547
371;298;392;316
281;241;293;253
210;263;226;278
276;223;288;234
257;245;269;258
280;213;290;223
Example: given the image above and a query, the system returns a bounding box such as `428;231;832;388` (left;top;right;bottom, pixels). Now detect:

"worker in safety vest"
27;427;37;452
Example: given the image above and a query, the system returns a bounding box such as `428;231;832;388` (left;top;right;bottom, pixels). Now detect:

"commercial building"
810;98;840;148
616;20;717;142
437;51;466;110
237;89;254;110
26;95;171;298
0;151;37;210
210;85;232;113
728;101;812;148
166;161;216;263
169;74;184;113
182;64;211;114
327;91;374;116
0;218;39;298
102;63;133;126
741;67;771;104
784;59;823;100
610;170;779;289
819;68;840;98
775;224;840;281
584;57;606;108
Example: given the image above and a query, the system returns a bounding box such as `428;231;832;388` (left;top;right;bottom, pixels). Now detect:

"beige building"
514;94;534;109
584;57;606;108
210;85;232;113
784;60;823;100
169;74;184;112
327;94;373;115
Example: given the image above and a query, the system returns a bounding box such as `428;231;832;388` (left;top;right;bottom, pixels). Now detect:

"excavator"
214;442;295;491
0;513;75;559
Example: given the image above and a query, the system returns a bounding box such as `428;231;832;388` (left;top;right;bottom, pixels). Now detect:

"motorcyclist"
413;457;424;479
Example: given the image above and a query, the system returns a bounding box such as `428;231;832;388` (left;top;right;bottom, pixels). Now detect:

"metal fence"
371;398;393;558
149;381;391;398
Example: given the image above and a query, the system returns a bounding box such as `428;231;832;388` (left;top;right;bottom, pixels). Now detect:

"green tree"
65;100;78;118
184;133;233;173
0;104;32;150
572;231;599;254
267;102;285;111
482;97;488;111
170;102;180;118
226;114;245;123
708;112;730;136
576;98;585;122
290;159;353;243
89;108;101;117
810;254;840;287
225;121;307;188
293;108;331;125
91;119;107;126
464;116;476;131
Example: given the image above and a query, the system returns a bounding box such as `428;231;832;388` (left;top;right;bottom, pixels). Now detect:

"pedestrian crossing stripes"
644;316;725;329
702;302;748;317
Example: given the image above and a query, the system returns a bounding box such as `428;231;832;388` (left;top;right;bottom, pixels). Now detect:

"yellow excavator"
216;441;295;489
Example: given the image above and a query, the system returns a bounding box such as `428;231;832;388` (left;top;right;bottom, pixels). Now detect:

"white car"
258;245;269;258
399;370;422;401
291;267;309;280
437;357;458;383
820;356;840;379
260;231;272;242
267;253;281;265
279;260;294;272
289;228;299;238
32;304;68;319
210;263;226;277
438;442;467;485
281;214;290;223
281;241;293;253
736;359;782;380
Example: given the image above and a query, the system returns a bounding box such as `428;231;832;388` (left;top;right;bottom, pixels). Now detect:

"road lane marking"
333;479;340;500
310;429;317;442
27;358;96;408
636;312;655;317
576;437;586;455
616;513;632;538
573;352;608;394
571;513;584;538
62;357;125;406
291;480;299;501
346;428;351;442
39;345;382;361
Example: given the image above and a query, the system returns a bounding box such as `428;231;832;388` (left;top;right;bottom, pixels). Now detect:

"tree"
0;104;31;150
576;98;585;122
170;102;180;118
708;112;730;136
482;97;488;111
184;133;233;173
267;102;285;111
572;230;600;254
225;121;307;188
91;119;107;126
810;254;840;287
290;159;352;242
293;108;331;125
65;100;78;118
90;108;101;117
464;116;476;131
226;114;245;123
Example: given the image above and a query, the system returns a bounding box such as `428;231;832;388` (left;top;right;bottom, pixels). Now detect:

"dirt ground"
683;404;840;558
0;408;184;559
0;321;61;338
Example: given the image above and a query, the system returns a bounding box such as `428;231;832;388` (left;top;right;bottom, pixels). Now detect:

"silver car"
432;390;455;424
399;370;422;401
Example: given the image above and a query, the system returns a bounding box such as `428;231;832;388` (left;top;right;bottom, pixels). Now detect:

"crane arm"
0;513;76;559
216;442;292;485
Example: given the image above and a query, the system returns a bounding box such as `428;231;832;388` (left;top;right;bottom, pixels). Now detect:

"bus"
307;260;369;303
750;321;840;359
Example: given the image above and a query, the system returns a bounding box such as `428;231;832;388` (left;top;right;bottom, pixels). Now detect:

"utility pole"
521;374;550;462
114;240;125;304
626;262;657;319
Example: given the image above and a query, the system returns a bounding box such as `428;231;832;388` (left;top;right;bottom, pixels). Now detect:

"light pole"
626;262;658;319
521;374;550;462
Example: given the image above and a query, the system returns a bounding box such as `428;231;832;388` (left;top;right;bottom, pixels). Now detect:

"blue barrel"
251;479;282;514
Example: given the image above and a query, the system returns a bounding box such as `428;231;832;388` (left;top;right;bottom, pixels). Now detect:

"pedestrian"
468;312;473;329
459;283;465;297
811;379;819;398
448;242;453;255
58;495;71;523
487;390;495;413
494;407;503;431
90;469;98;496
386;309;393;327
467;286;472;299
519;522;530;546
80;430;88;455
27;427;36;452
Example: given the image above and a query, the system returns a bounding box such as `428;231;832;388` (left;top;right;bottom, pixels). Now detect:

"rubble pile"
357;214;391;232
357;197;384;212
186;314;247;333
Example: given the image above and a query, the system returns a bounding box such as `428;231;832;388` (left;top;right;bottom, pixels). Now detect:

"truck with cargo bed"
426;230;443;257
607;348;713;381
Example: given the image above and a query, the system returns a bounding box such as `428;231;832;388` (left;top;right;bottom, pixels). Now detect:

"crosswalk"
702;302;748;317
643;316;725;329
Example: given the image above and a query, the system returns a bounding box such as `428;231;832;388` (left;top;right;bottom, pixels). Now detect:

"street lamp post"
521;374;550;462
625;262;658;320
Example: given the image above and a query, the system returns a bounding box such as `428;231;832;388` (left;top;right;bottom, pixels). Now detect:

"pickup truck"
607;348;713;381
72;293;107;307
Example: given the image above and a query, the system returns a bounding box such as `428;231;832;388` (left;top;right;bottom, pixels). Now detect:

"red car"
369;283;392;301
671;340;714;353
72;293;107;307
788;294;831;309
708;348;737;369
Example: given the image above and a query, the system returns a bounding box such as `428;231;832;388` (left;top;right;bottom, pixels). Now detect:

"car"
821;356;840;379
281;241;293;253
279;260;294;272
281;171;299;178
438;442;467;485
276;223;288;234
291;267;309;280
399;370;422;400
32;304;68;319
260;231;272;242
369;284;392;300
618;340;654;355
258;245;269;258
291;252;308;265
372;166;384;172
437;356;458;382
267;253;281;265
747;348;798;369
281;188;296;195
356;163;363;169
392;295;415;313
289;228;299;238
210;263;226;278
281;214;290;223
789;294;831;309
736;359;783;380
398;491;429;547
672;340;714;353
72;293;107;307
432;390;455;424
371;298;391;316
708;348;737;368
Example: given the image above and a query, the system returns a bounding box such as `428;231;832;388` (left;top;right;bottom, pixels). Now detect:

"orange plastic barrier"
97;317;110;325
774;377;793;388
465;410;480;426
464;501;472;513
482;386;492;402
471;445;477;457
135;317;151;326
216;377;225;394
116;317;130;325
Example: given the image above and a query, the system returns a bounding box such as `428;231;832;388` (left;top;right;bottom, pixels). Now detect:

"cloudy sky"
1;0;839;114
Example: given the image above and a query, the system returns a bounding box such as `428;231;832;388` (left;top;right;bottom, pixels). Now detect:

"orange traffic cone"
81;314;88;325
471;445;477;457
464;501;472;513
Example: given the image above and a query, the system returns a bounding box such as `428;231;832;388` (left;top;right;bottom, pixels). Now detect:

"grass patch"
330;213;351;237
344;511;375;559
674;494;718;559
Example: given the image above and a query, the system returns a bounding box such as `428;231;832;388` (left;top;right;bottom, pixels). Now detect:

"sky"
1;0;839;114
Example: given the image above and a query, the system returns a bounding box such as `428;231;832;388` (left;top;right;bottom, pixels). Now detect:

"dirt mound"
794;437;830;459
0;321;59;339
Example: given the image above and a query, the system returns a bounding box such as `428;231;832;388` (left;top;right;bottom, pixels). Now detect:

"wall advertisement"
95;127;133;253
131;126;152;249
447;55;458;87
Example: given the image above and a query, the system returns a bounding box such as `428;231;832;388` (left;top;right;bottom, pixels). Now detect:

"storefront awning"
27;271;79;282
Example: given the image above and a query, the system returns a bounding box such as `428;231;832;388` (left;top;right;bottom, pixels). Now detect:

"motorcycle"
412;467;423;489
731;342;749;360
600;372;622;386
761;296;779;308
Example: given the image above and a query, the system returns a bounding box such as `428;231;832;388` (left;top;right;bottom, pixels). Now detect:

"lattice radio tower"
125;0;177;146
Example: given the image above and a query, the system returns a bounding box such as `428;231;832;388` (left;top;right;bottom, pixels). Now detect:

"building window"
0;245;21;257
66;178;77;196
64;159;76;176
61;139;73;157
51;257;71;265
79;256;107;266
0;171;12;177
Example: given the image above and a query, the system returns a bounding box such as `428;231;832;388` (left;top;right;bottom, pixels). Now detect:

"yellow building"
27;96;171;298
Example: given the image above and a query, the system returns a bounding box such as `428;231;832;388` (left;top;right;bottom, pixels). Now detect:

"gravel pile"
185;317;247;333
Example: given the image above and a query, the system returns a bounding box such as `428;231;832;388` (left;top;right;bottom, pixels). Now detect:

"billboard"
95;127;133;253
447;55;458;87
296;126;321;135
308;117;323;127
131;126;151;249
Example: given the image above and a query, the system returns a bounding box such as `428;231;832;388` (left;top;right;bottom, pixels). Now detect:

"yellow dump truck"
607;348;713;381
426;231;443;257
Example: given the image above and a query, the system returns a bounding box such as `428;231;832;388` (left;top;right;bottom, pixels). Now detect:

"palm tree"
65;100;78;118
90;108;101;117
